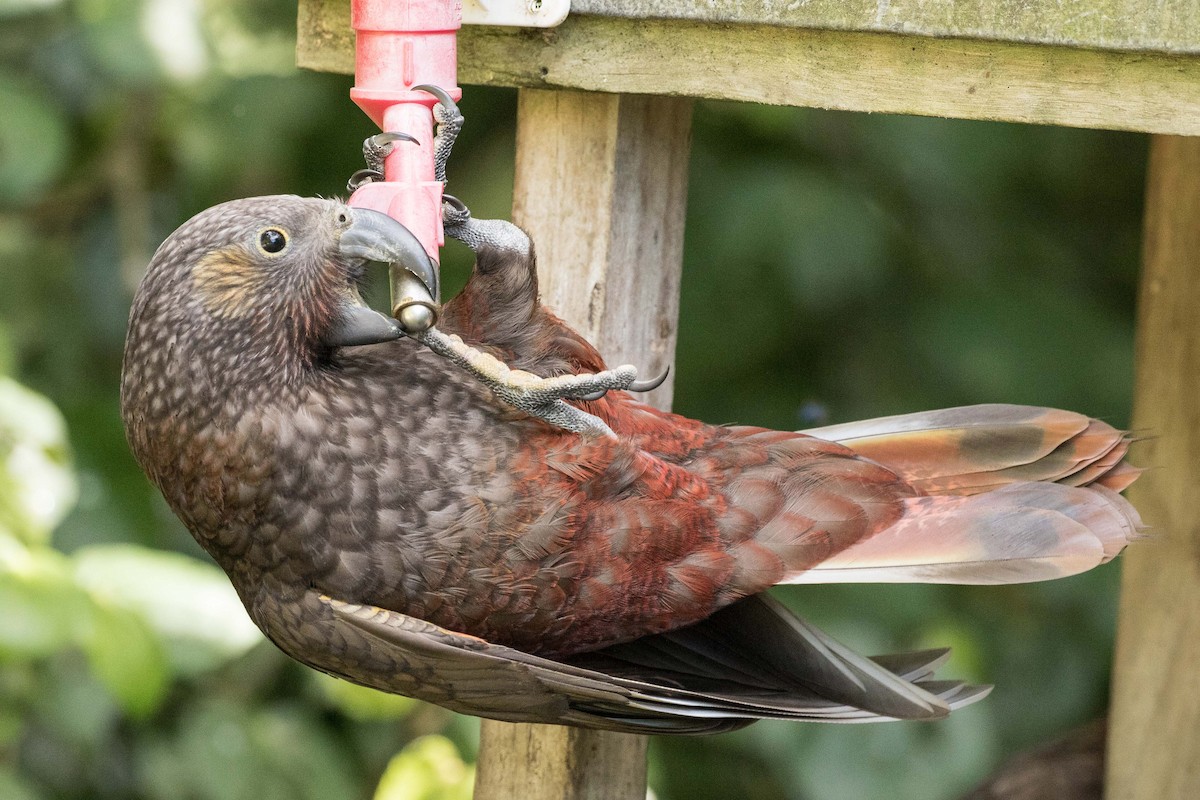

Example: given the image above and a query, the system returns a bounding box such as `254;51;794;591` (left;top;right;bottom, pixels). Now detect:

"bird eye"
258;228;288;254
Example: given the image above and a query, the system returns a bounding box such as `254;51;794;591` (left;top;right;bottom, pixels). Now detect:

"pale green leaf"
374;736;474;800
82;601;170;718
0;562;90;659
0;377;77;542
72;544;263;668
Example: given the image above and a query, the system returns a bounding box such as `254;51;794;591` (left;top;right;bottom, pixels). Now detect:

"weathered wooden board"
512;90;691;409
472;88;692;799
1107;136;1200;800
573;0;1200;55
298;2;1200;135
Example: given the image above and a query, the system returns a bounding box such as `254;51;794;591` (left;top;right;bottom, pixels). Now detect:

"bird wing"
298;591;985;735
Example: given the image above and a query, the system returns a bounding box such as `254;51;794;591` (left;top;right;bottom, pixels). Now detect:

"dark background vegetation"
0;1;1145;798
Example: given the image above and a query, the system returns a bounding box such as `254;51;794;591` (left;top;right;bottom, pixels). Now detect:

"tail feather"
791;405;1142;585
786;482;1140;585
908;420;1126;495
1091;485;1143;556
870;648;950;682
1062;433;1132;487
1096;462;1142;492
803;404;1133;494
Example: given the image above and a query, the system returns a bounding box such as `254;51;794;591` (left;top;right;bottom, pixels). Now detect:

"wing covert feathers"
793;404;1143;584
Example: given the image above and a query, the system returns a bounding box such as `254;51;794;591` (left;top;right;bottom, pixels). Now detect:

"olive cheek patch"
192;248;264;318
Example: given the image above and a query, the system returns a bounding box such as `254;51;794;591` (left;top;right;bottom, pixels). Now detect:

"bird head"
122;195;437;391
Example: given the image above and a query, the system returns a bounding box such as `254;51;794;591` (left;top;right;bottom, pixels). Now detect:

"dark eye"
259;228;287;254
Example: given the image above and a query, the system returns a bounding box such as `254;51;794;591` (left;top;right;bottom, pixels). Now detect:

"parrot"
120;187;1141;735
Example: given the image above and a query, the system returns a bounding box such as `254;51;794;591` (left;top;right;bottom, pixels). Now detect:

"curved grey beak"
339;208;439;301
326;209;440;349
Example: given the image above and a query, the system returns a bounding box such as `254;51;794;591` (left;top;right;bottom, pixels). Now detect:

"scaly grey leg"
416;329;663;438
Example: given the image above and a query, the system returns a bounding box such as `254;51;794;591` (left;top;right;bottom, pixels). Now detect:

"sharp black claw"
347;168;383;193
628;366;670;393
577;366;670;403
369;131;420;148
442;193;471;227
412;84;460;118
361;131;421;176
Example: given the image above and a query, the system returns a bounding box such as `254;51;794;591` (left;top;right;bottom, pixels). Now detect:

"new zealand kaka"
121;196;1141;734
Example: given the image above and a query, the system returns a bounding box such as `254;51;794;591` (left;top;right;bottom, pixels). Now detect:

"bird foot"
405;86;506;255
413;84;464;186
442;193;472;229
347;132;419;193
443;204;533;257
345;83;459;192
415;328;662;437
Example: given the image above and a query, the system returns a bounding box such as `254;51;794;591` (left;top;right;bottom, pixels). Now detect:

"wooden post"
1107;135;1200;799
472;89;693;800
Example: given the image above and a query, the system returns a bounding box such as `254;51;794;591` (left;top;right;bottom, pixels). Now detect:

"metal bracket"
461;0;570;28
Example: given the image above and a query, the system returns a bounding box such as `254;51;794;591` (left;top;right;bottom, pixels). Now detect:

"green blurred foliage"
374;736;473;800
0;0;1144;798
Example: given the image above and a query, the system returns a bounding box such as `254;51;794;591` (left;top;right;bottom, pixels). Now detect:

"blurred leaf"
76;0;161;85
916;618;988;682
73;544;263;671
206;1;294;77
249;705;362;800
141;0;209;82
794;706;999;800
27;655;121;748
0;705;20;745
652;732;790;800
142;699;362;800
0;768;42;800
0;73;69;206
83;600;169;718
0;376;77;543
0;552;89;659
374;735;474;800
